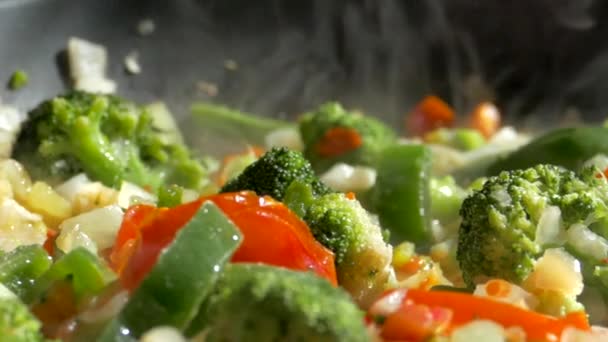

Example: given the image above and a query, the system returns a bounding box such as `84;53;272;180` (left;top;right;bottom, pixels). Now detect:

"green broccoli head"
220;147;332;201
13;91;207;191
0;297;47;342
457;164;608;288
299;102;396;172
198;263;369;342
305;192;392;308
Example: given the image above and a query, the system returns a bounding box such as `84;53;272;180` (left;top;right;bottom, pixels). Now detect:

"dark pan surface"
3;0;608;133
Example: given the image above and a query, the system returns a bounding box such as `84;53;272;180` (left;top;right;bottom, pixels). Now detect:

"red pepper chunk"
110;191;337;291
371;289;590;342
316;127;363;157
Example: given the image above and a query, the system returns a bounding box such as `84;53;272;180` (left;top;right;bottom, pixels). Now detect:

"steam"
211;0;602;128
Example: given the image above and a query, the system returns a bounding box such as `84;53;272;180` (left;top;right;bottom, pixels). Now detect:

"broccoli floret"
299;102;396;172
0;297;47;342
196;264;369;342
305;192;393;308
457;164;608;295
13;91;207;191
220;147;331;201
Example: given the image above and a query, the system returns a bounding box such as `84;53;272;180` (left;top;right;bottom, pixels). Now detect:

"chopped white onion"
55;173;93;202
67;37;116;94
140;326;186;342
56;205;124;254
124;51;141;75
526;248;583;297
320;163;377;193
118;181;157;208
450;320;506;342
0;198;47;252
561;326;606;342
137;19;156;36
567;223;608;262
79;291;129;324
474;280;537;310
264;127;304;151
368;289;407;317
535;206;564;246
0;104;25;158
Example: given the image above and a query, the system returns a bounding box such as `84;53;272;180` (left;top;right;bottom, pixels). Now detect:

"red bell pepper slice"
110;191;337;291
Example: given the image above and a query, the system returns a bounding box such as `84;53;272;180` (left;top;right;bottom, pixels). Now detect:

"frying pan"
2;0;608;142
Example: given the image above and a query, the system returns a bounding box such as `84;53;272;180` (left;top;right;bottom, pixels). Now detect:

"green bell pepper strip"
190;102;293;155
0;245;52;302
30;248;115;304
156;184;184;208
98;201;243;340
370;144;432;244
488;126;608;174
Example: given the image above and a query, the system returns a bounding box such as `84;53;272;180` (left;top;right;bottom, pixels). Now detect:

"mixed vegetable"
2;80;608;342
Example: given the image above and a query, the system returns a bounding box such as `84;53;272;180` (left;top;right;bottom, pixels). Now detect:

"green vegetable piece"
157;184;184;207
190;263;369;342
99;202;243;340
453;129;486;151
370;144;432;244
13;91;208;191
8;70;28;91
0;297;47;342
430;175;468;223
488;126;608;174
304;192;393;307
425;128;486;151
299;102;396;173
30;248;115;304
457;164;608;294
191;102;293;154
283;180;316;217
0;245;52;302
221;147;332;201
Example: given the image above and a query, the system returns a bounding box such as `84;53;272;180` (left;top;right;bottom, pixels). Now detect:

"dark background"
2;0;608;134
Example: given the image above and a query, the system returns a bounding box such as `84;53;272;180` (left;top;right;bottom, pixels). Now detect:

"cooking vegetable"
215;146;263;186
0;245;52;302
12;91;208;191
458;164;608;313
304;191;392;307
0;296;47;342
369;144;432;244
424;128;486;151
406;95;455;137
99;202;242;340
220;147;332;201
191;102;294;150
370;288;590;341
112;192;337;290
299;102;396;173
187;263;369;341
30;248;115;304
8;69;28;91
488;126;608;175
469;102;501;139
429;175;467;224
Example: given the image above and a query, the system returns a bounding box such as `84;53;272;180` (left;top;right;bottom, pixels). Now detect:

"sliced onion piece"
525;248;583;297
368;289;407;317
56;205;124;254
